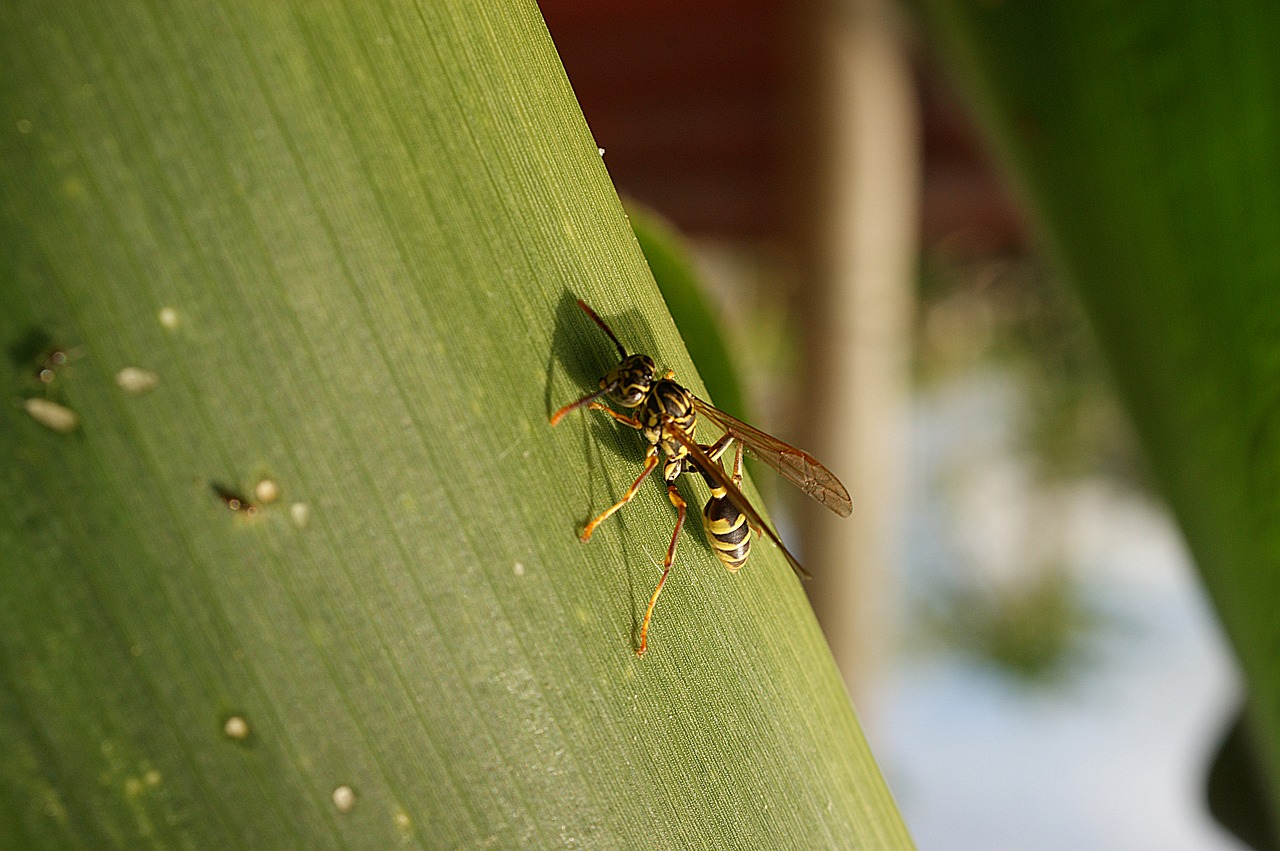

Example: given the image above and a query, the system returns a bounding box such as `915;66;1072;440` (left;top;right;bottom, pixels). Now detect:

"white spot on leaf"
223;715;250;741
254;479;280;504
332;784;356;813
23;398;78;433
115;367;158;395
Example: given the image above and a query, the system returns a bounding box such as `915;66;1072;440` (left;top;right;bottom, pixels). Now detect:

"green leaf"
629;202;749;420
1;1;911;847
914;0;1280;830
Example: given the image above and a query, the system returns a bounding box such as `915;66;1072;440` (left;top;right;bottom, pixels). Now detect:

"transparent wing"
662;416;811;580
691;397;853;517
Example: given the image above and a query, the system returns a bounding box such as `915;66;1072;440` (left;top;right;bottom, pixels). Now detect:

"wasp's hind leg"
637;481;687;657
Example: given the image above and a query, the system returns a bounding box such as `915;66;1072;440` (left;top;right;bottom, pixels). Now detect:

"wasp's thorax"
602;354;656;407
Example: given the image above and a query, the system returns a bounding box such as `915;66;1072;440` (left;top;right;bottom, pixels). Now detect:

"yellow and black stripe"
641;378;698;480
701;480;752;572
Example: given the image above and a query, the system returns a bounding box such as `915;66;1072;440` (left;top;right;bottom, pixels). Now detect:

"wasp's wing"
662;416;811;580
691;397;853;517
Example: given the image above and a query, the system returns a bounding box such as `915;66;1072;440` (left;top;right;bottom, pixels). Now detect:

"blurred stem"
798;0;918;706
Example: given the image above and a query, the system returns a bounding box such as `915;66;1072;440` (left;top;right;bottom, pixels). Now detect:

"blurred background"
537;1;1243;848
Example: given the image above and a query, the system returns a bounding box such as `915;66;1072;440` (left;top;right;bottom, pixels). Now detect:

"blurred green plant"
916;1;1280;842
925;565;1100;683
917;252;1146;487
629;202;748;421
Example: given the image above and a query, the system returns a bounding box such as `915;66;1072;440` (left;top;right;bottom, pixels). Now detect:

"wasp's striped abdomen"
702;488;752;572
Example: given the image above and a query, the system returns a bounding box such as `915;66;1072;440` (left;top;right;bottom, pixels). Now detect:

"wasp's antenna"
550;387;607;426
576;299;627;361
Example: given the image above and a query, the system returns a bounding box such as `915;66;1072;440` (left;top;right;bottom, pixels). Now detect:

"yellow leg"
587;401;643;430
637;484;687;657
702;433;735;468
581;446;658;541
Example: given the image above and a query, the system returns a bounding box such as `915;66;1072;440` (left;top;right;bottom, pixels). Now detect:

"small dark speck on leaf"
211;482;258;517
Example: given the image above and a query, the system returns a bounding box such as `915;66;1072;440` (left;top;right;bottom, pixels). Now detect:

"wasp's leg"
701;435;744;484
726;439;761;536
587;401;644;430
581;444;659;541
702;432;735;465
637;483;688;657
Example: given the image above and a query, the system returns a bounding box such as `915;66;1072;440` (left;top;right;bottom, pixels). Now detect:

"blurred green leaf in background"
629;202;748;421
915;1;1280;841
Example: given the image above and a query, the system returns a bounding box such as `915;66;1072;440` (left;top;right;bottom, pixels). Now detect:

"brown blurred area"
538;0;1027;257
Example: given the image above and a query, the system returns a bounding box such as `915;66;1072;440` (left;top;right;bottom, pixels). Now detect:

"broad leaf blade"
1;0;911;847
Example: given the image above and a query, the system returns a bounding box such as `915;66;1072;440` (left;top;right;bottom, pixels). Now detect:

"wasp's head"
601;354;656;407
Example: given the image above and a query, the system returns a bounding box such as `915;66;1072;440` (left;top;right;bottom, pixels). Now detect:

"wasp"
551;299;852;655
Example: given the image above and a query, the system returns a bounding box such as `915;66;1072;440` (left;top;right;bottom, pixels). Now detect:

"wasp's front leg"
580;443;659;541
587;401;644;431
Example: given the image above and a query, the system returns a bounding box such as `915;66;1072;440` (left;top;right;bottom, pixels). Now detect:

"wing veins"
691;396;853;517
